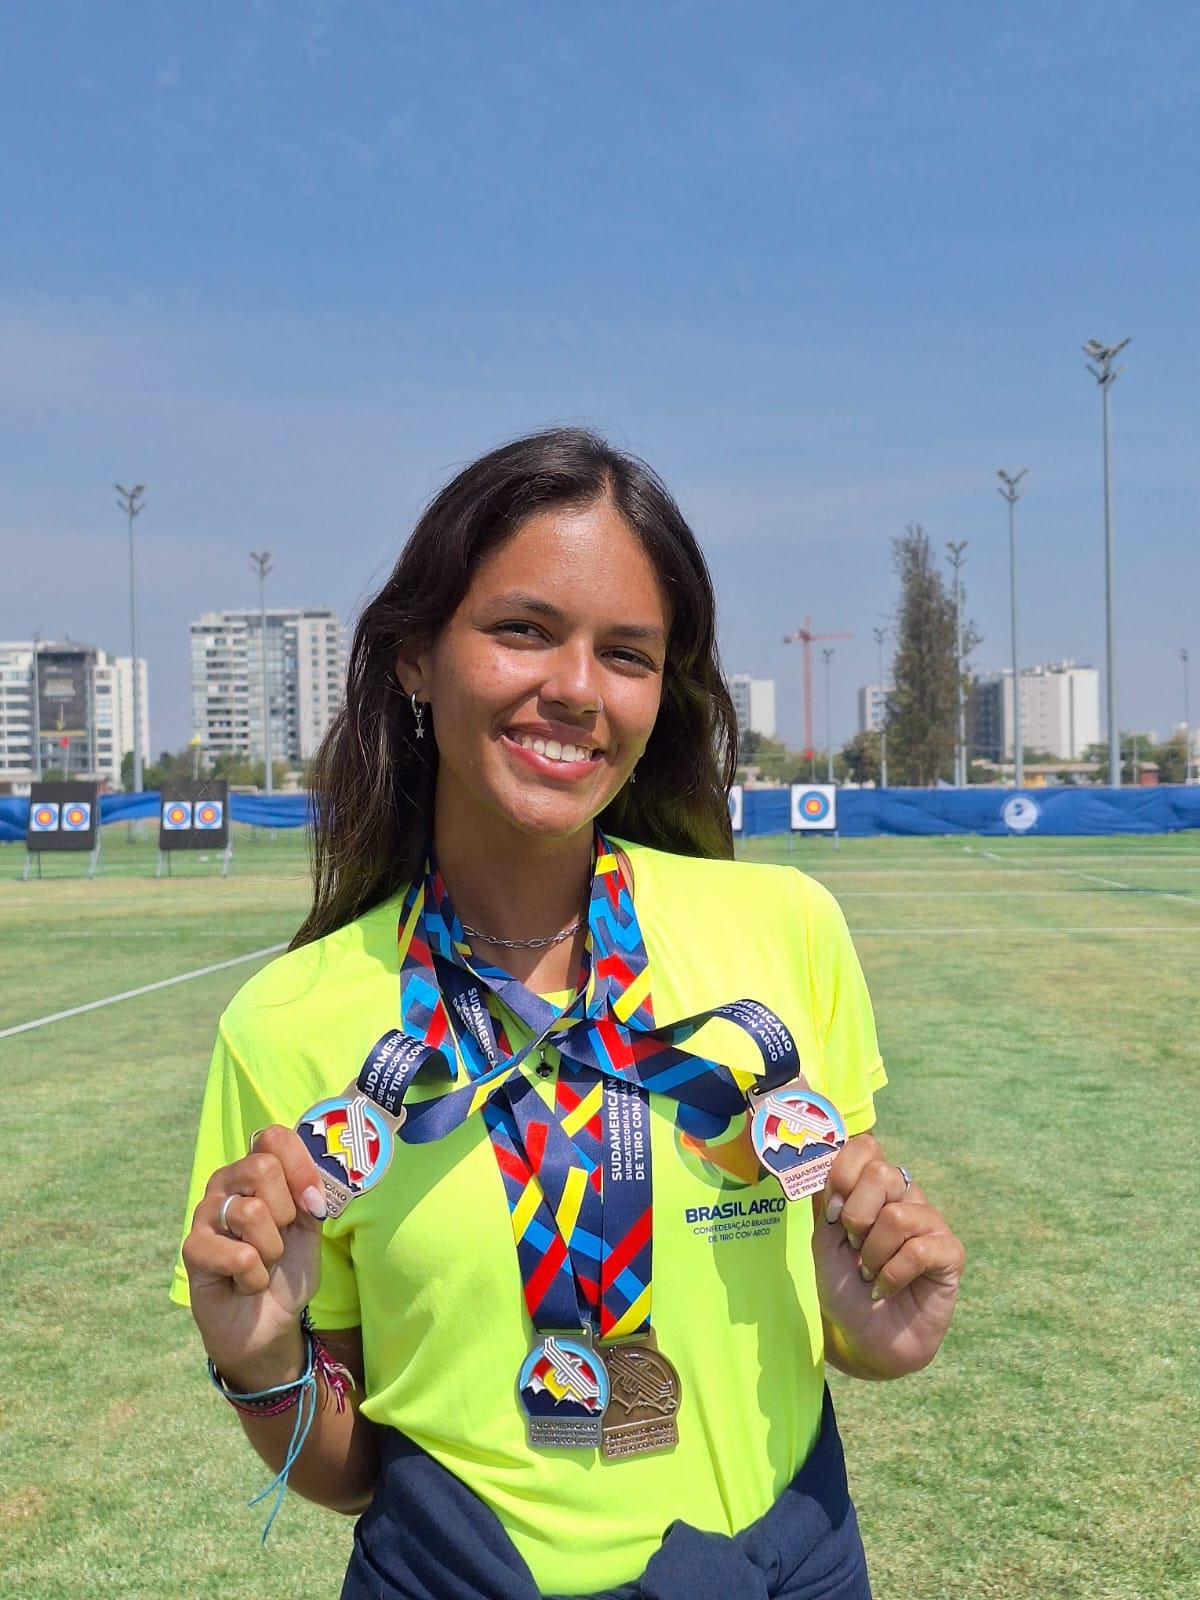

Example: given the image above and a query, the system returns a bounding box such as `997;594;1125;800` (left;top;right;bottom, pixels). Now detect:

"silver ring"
896;1165;913;1197
218;1194;239;1235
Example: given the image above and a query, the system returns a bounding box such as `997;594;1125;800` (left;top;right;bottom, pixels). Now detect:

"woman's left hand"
812;1132;964;1380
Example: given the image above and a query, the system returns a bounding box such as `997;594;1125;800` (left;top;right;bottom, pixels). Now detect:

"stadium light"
872;624;889;788
945;542;968;786
821;647;835;783
1183;647;1192;784
249;551;274;796
30;629;42;780
997;470;1027;789
1083;337;1130;786
115;483;147;792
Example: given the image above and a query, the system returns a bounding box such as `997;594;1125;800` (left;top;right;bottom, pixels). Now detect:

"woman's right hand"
181;1125;328;1391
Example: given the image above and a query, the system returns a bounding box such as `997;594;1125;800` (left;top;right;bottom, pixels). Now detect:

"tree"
1158;733;1187;785
1082;733;1181;785
886;524;978;786
840;730;881;785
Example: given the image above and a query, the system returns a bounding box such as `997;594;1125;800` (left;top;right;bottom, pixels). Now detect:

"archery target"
30;802;60;832
26;783;99;851
162;800;193;831
790;784;838;831
728;784;744;833
159;780;230;850
61;802;92;832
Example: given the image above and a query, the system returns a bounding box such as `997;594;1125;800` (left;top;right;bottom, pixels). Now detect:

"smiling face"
396;496;670;856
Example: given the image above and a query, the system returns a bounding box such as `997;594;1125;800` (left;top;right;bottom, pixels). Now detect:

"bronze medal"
600;1336;681;1459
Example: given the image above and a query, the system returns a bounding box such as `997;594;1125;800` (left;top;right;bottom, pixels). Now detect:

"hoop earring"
410;691;427;741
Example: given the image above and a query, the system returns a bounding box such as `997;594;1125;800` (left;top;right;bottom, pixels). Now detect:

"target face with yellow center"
30;803;61;832
789;783;838;831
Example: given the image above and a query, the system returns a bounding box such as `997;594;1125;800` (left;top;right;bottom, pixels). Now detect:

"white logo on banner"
1001;794;1039;833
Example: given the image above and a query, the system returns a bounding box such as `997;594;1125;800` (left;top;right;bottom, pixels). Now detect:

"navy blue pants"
341;1387;872;1600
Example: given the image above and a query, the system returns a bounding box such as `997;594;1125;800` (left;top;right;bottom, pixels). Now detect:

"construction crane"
783;617;852;760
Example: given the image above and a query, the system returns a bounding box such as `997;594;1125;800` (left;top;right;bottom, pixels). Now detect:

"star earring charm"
411;691;427;739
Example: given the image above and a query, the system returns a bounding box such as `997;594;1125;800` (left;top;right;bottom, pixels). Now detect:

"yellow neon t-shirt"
172;842;886;1594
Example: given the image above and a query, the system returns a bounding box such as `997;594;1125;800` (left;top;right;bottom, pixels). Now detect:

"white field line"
962;845;1199;906
30;929;281;938
0;943;288;1040
812;861;1200;878
853;927;1200;935
834;889;1105;898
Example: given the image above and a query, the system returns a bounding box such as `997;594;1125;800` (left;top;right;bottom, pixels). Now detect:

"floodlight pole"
1183;647;1192;784
872;624;889;788
30;630;42;780
821;647;835;783
115;483;147;791
945;541;968;786
1083;338;1130;787
997;470;1027;789
249;551;275;795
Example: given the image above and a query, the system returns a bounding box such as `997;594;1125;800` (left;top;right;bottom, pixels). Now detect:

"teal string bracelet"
207;1311;354;1542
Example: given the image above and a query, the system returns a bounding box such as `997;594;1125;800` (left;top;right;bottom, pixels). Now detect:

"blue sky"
3;0;1197;754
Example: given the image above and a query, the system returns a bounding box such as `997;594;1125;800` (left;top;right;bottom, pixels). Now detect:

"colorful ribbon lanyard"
382;834;802;1335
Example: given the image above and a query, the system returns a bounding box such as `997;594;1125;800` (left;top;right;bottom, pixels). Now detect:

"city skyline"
3;4;1196;757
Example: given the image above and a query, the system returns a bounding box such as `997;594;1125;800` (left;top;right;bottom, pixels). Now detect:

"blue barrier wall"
739;785;1200;837
3;786;1199;844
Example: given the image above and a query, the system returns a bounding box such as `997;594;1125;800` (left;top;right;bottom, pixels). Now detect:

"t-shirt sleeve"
168;1018;361;1330
802;879;887;1136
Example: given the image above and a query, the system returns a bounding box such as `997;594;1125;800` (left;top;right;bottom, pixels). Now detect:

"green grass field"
3;826;1197;1599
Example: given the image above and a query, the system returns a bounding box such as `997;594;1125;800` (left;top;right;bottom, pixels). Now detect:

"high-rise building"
190;608;344;766
857;685;887;734
0;640;149;789
726;674;776;739
969;662;1100;762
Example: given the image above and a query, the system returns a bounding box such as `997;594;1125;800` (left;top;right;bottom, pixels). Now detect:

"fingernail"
845;1229;862;1252
859;1263;875;1282
871;1283;886;1301
302;1185;327;1221
825;1195;844;1224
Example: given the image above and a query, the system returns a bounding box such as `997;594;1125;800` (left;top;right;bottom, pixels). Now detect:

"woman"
174;428;963;1599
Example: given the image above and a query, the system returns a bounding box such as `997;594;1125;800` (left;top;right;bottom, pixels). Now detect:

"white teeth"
514;734;596;763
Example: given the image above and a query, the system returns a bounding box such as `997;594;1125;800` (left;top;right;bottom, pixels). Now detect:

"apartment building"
190;608;344;765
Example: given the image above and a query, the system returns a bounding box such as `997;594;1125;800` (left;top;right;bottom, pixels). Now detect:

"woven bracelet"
206;1311;356;1541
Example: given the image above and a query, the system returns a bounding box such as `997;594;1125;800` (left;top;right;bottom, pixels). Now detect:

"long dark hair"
293;428;737;949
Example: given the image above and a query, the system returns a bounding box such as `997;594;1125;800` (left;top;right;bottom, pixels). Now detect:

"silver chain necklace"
458;917;582;951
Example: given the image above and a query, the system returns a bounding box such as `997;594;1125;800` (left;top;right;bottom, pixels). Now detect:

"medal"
294;1030;440;1218
749;1081;847;1201
294;1092;396;1219
517;1332;610;1449
600;1334;682;1460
